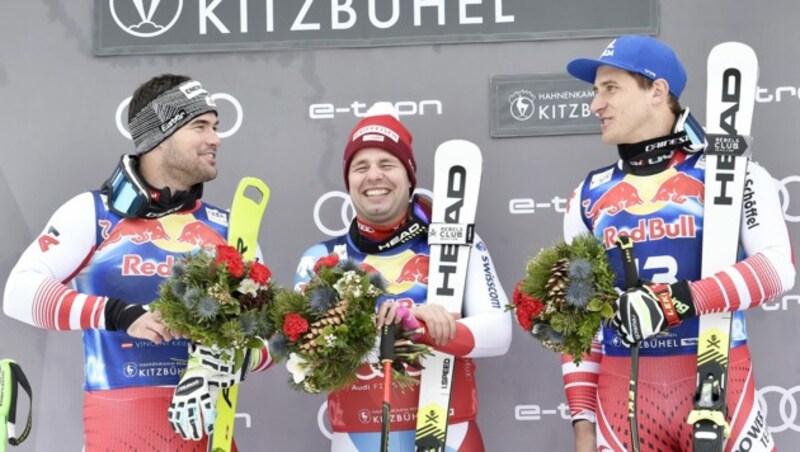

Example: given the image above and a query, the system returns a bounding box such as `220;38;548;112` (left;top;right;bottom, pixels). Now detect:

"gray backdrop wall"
1;1;798;450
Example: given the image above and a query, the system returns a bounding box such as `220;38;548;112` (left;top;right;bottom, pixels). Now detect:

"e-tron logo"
313;189;433;236
109;0;184;38
309;100;442;120
757;385;800;433
509;90;535;121
115;93;243;140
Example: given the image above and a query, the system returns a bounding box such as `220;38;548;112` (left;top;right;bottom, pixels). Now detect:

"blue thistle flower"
532;323;564;345
531;322;549;340
565;280;594;308
171;261;187;278
546;328;565;345
369;273;388;292
339;259;358;272
309;285;337;312
258;316;275;337
170;279;187;297
184;287;201;302
568;259;593;283
196;296;219;320
240;315;257;336
269;333;288;360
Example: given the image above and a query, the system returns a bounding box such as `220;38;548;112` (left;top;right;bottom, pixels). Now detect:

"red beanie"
343;102;416;192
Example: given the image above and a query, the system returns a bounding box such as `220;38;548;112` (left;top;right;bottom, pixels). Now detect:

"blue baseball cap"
566;35;687;98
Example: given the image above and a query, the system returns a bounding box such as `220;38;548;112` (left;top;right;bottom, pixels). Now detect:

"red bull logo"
395;255;429;285
583;181;644;225
359;262;379;274
177;220;225;246
122;254;175;277
98;218;171;251
602;215;697;248
650;173;704;204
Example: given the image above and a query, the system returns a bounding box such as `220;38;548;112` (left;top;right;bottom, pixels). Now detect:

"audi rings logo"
313;188;433;236
778;175;800;223
115;93;243;140
110;0;184;38
318;401;333;439
355;363;422;381
758;385;800;433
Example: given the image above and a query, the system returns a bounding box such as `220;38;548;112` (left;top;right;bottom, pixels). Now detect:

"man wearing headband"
3;74;270;450
559;35;794;451
293;102;511;451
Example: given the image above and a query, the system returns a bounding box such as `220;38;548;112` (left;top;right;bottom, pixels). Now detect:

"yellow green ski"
209;177;270;452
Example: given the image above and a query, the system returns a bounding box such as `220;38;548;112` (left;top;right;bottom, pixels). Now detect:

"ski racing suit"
3;191;271;451
294;200;512;452
561;148;795;452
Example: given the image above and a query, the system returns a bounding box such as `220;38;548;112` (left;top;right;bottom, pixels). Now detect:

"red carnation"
314;255;340;274
283;313;309;342
249;261;272;285
512;282;545;332
215;244;245;278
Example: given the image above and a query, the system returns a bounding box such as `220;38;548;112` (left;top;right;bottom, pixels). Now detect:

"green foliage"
514;233;618;364
150;246;275;350
269;257;426;394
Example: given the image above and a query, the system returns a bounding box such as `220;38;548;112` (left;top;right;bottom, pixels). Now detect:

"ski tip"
434;139;482;161
708;42;757;61
232;176;271;210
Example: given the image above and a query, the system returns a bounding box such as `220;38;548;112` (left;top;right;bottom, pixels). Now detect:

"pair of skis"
208;177;271;452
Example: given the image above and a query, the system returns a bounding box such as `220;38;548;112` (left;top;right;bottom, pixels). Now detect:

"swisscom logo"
109;0;184;38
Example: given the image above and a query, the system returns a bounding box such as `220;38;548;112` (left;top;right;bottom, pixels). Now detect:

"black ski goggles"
103;154;152;219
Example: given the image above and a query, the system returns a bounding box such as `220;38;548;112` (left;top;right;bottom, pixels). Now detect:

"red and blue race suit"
294;202;512;452
561;151;795;451
4;191;270;450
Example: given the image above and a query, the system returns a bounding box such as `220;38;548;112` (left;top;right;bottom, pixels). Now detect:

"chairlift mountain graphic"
109;0;184;38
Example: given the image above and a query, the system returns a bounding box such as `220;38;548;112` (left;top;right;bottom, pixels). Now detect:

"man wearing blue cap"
559;35;794;451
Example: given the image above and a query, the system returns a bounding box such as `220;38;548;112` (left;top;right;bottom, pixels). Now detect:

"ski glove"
168;344;250;440
188;343;250;388
168;364;217;440
611;281;696;344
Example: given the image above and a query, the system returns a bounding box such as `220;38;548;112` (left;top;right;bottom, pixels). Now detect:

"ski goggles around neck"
103;154;152;219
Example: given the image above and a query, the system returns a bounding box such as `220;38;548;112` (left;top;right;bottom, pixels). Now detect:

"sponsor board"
95;0;658;55
490;74;599;137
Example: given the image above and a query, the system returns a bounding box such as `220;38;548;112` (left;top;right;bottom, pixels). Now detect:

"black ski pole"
615;235;641;452
379;322;398;452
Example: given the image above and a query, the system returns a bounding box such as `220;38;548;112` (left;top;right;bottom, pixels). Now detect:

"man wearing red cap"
294;102;511;451
559;35;794;451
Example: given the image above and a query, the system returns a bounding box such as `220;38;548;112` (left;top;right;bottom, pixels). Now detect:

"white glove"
168;344;249;440
190;344;248;388
168;365;218;440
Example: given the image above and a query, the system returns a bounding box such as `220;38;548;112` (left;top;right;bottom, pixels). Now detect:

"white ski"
415;140;483;451
688;42;758;452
